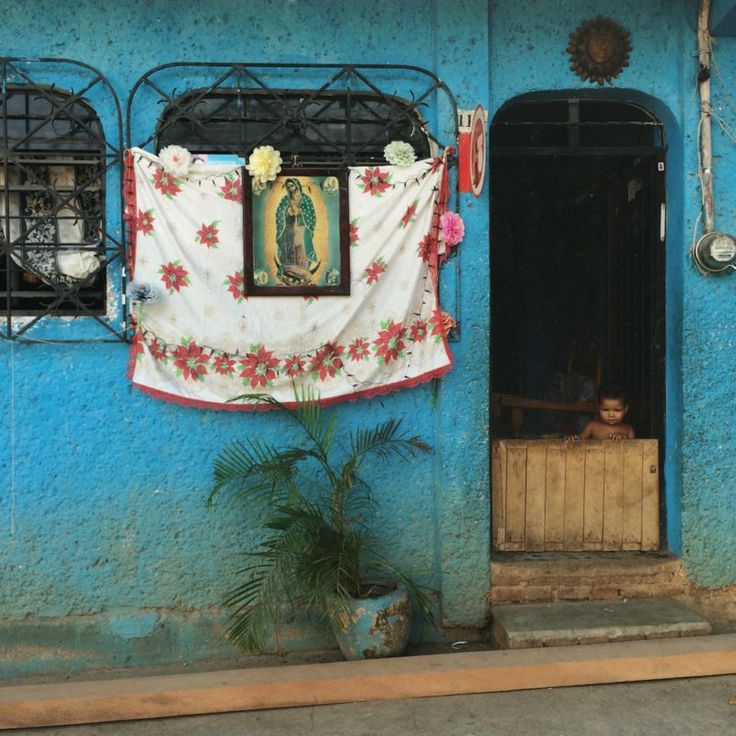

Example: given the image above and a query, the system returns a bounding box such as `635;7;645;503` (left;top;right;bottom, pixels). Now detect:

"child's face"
598;397;628;426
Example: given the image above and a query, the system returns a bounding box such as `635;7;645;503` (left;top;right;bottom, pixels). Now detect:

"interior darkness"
0;87;106;317
490;99;665;442
157;90;432;166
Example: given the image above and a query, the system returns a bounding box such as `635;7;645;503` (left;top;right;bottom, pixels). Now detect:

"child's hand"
565;434;581;442
608;432;626;441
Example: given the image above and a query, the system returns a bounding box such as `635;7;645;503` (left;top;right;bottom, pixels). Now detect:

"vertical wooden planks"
602;443;624;549
491;439;659;553
563;442;586;549
622;442;644;549
544;444;566;549
524;443;547;550
641;440;660;550
583;444;605;549
491;441;506;550
505;444;528;550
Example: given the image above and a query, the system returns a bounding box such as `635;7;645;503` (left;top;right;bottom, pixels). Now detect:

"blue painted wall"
0;0;491;677
1;0;736;678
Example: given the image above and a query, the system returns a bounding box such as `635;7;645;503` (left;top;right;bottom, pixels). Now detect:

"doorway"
490;96;666;551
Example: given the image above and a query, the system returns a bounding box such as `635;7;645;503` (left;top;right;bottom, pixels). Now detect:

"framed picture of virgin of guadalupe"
243;169;350;296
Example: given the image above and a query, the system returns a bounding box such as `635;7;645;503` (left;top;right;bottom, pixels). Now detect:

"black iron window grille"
1;58;125;342
155;88;434;165
128;63;457;165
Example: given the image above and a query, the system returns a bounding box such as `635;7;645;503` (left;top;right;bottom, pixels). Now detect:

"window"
1;85;107;325
156;88;433;166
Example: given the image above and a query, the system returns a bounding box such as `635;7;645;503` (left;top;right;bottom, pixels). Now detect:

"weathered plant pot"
331;581;411;660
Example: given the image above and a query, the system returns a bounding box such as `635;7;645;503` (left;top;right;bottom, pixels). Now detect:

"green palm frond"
350;419;431;462
228;386;338;459
223;560;284;651
209;440;331;508
210;388;435;651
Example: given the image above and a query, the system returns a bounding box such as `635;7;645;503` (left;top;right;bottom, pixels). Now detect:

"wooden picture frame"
243;168;350;296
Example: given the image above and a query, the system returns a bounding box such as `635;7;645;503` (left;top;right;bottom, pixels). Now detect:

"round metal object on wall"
693;231;736;274
470;105;487;197
567;17;632;85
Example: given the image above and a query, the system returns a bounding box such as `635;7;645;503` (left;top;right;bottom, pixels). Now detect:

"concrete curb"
1;634;736;730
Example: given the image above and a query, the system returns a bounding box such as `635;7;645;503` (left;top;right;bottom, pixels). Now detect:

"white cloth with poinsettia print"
127;147;453;410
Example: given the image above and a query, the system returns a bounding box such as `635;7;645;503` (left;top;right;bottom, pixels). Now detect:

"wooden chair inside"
492;339;601;437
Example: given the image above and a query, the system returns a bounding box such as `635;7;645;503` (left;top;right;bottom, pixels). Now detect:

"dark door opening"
490;98;666;444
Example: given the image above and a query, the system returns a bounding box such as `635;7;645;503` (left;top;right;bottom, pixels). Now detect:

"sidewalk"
3;634;736;734
6;674;736;736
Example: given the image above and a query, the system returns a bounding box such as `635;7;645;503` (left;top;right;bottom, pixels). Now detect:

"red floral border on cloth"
125;149;455;410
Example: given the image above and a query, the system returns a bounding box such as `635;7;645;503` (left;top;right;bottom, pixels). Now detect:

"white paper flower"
246;145;283;185
383;140;416;167
159;145;192;177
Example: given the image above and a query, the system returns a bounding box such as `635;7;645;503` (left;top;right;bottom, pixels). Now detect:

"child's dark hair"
597;383;628;405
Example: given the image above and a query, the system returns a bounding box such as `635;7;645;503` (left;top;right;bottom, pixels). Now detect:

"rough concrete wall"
681;22;736;587
0;0;490;676
4;0;735;679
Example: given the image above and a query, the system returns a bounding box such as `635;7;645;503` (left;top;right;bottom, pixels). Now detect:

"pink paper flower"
439;211;465;246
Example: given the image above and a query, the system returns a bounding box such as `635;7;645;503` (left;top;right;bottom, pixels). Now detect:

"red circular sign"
470;105;486;197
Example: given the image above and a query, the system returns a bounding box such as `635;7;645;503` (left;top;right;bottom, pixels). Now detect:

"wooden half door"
492;439;659;552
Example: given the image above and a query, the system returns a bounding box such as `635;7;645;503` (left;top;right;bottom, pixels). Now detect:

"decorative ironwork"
0;58;125;342
491;98;664;154
567;17;632;86
127;63;457;165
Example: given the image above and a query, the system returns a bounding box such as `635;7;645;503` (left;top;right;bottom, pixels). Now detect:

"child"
567;383;635;441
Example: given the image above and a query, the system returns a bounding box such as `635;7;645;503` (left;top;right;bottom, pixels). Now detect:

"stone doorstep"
489;552;684;604
491;551;680;580
491;597;713;650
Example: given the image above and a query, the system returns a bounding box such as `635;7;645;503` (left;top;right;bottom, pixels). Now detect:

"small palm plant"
207;387;434;652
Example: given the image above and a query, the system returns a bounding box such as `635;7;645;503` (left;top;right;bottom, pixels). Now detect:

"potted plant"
207;388;434;660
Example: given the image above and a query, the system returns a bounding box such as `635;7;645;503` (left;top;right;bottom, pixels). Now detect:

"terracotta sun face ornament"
567;17;631;85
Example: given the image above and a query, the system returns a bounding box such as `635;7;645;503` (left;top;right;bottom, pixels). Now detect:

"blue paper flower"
128;282;161;304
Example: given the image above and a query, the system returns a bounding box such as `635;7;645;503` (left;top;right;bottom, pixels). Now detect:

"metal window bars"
127;62;458;166
0;58;125;342
491;98;665;154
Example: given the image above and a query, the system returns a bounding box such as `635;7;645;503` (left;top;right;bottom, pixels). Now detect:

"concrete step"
490;551;684;604
491;597;712;649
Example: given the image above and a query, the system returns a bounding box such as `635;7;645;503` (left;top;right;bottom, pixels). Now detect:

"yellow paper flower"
246;145;283;185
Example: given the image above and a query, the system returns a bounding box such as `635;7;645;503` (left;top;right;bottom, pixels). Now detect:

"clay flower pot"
331;581;411;660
